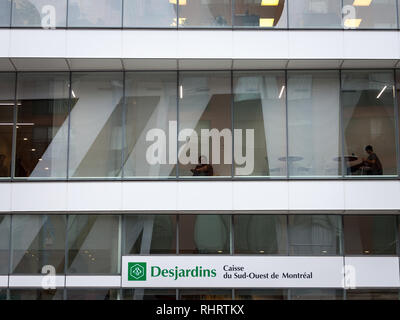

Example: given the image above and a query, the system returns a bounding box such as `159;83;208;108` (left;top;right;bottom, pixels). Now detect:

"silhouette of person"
191;156;213;176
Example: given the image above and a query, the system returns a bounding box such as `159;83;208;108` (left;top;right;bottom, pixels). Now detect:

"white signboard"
122;256;345;288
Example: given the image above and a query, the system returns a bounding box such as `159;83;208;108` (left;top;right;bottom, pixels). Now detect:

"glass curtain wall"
179;0;232;27
0;215;10;274
0;0;11;26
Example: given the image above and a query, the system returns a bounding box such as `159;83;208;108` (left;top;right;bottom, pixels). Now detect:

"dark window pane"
68;0;122;27
179;215;230;254
0;289;6;300
0;0;11;26
343;0;397;29
67;289;119;300
234;0;287;28
178;72;232;178
180;0;232;27
287;71;341;177
12;0;67;27
69;72;123;178
67;215;120;274
234;215;287;254
235;289;288;300
342;71;397;177
344;215;397;255
233;71;287;177
124;215;176;254
11;215;66;274
0;73;15;178
288;215;342;255
290;289;343;300
289;0;341;28
122;289;176;300
0;215;10;274
9;289;63;300
123;0;177;28
180;289;232;300
15;73;69;179
346;289;399;300
124;72;177;178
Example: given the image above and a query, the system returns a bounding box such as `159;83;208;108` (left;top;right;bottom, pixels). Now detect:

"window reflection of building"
179;0;232;27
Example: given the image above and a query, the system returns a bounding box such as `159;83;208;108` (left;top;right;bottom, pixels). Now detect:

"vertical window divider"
176;71;179;180
339;69;346;178
231;70;234;179
396;215;400;256
8;215;13;284
230;214;234;255
393;70;400;179
64;214;69;281
10;72;18;180
286;0;290;29
231;0;235;29
176;214;180;255
66;0;70;28
66;72;72;180
121;71;126;180
396;0;400;29
285;70;289;179
9;0;13;28
177;0;180;30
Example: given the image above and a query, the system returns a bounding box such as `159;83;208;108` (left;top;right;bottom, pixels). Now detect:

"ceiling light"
259;250;265;253
44;167;49;170
261;0;279;5
279;86;285;99
179;85;183;99
31;148;36;152
71;90;76;98
364;250;370;254
23;138;28;141
344;19;362;28
376;85;387;99
169;0;186;5
259;18;275;27
353;0;372;6
38;158;42;161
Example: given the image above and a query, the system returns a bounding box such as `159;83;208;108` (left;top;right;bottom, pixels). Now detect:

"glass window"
0;215;10;274
67;289;119;300
67;215;120;274
235;289;288;300
179;289;232;300
288;0;341;28
0;73;15;179
68;72;123;178
124;215;176;254
290;289;344;300
123;0;177;28
67;0;122;27
9;289;63;300
123;72;177;178
346;289;399;300
122;289;176;300
234;215;287;254
234;0;287;28
11;215;66;274
179;0;232;27
233;71;287;177
288;215;342;255
0;0;11;26
178;72;232;178
343;0;397;29
179;215;230;254
15;73;69;179
344;215;398;255
342;70;397;177
0;289;6;300
287;71;341;177
11;0;67;28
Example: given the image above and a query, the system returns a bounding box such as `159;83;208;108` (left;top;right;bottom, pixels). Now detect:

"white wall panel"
66;276;121;287
0;183;11;212
0;276;8;287
0;30;10;58
9;275;65;288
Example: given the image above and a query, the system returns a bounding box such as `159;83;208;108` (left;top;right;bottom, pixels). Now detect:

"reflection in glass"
67;289;119;300
290;289;343;300
342;71;397;177
233;71;287;177
346;289;399;300
124;0;177;28
343;0;397;29
234;215;287;254
179;0;232;27
235;289;288;300
179;215;230;254
0;73;15;178
11;215;66;274
15;73;69;179
9;289;63;300
69;72;123;178
287;71;341;177
68;0;122;27
344;215;397;255
180;289;232;300
124;215;176;254
0;215;10;274
289;0;341;28
12;0;67;27
234;0;287;28
288;215;342;255
124;72;177;178
0;0;11;26
122;289;176;300
67;215;120;274
178;72;232;177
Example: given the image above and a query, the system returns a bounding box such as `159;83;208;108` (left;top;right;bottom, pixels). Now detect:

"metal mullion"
121;71;126;179
66;72;72;180
176;70;180;179
10;72;18;180
285;70;289;179
231;69;234;179
339;69;346;178
393;70;400;179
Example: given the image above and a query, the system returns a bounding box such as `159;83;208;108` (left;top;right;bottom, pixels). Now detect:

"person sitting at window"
361;145;383;175
191;156;213;176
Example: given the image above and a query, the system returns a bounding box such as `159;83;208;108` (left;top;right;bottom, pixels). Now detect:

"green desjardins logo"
128;262;147;281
